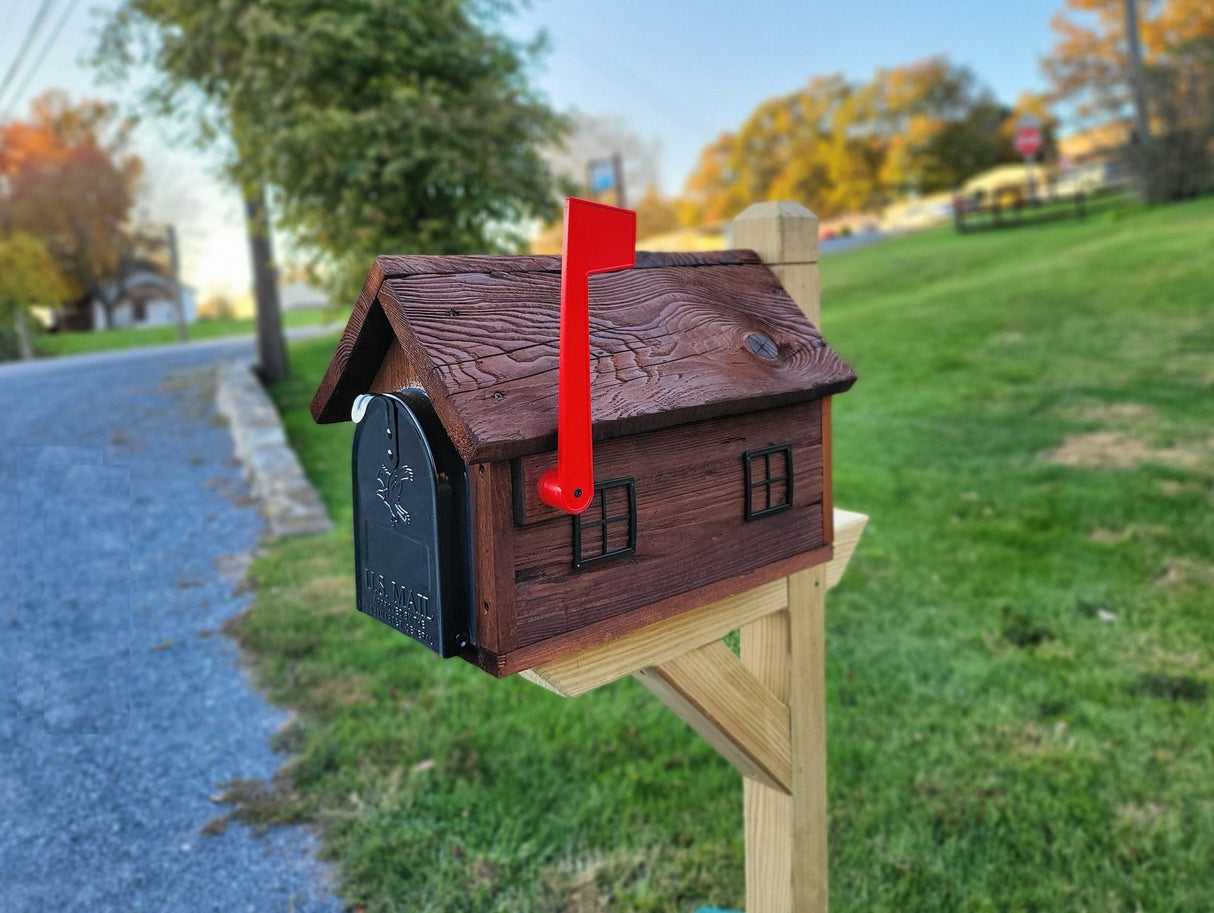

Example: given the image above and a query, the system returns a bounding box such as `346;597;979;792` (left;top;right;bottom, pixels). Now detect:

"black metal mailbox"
351;391;471;657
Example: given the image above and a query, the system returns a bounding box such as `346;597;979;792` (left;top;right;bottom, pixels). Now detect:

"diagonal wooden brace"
635;640;793;794
629;511;868;797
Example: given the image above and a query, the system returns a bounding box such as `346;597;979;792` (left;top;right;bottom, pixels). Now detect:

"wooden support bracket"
635;641;792;794
520;508;866;912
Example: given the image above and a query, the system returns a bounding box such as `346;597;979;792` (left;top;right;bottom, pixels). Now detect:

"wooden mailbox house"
310;213;856;679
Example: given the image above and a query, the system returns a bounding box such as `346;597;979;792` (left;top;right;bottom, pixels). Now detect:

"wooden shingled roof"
310;249;856;462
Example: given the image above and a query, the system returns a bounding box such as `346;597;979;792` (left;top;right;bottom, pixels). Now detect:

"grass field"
225;197;1213;911
31;306;342;357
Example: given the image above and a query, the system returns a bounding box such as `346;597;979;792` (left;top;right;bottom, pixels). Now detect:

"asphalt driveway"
0;341;342;912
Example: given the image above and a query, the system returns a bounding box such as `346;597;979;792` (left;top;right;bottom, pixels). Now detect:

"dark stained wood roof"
311;249;855;462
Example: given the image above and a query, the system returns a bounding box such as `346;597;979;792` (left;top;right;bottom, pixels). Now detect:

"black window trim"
572;477;637;569
743;444;794;521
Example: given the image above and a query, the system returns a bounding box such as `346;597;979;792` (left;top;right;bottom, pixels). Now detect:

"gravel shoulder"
0;342;343;912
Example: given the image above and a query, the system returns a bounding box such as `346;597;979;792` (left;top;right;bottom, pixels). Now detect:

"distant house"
880;191;955;232
90;269;197;331
1058;122;1131;167
54;265;197;332
279;281;329;312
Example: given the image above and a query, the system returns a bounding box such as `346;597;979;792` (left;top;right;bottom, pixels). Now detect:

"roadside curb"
215;360;333;538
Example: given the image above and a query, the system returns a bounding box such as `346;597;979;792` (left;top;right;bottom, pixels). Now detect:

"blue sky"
1;0;1070;294
507;0;1067;191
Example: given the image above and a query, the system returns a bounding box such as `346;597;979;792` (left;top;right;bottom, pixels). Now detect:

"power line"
0;0;61;115
4;0;82;119
541;9;718;139
0;2;26;58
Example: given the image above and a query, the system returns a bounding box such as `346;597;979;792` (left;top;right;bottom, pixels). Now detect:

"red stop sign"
1015;118;1042;158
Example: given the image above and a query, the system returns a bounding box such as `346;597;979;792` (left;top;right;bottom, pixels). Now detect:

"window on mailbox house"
743;445;793;520
573;477;637;568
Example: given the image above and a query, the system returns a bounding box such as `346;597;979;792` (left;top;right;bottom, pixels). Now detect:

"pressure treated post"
732;201;827;913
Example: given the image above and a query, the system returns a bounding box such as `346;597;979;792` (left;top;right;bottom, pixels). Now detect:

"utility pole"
166;224;188;343
1124;0;1151;146
244;182;288;384
14;308;32;360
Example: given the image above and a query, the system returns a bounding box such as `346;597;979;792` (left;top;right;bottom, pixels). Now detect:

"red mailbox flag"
537;197;636;515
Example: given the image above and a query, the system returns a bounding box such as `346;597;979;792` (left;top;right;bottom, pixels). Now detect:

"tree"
0;232;70;360
1044;0;1214;200
631;184;681;239
0;91;143;329
681;58;1020;225
1044;0;1144;126
98;0;566;381
680;131;750;227
872;59;1015;196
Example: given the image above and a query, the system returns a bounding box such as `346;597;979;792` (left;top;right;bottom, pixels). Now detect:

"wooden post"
733;201;828;913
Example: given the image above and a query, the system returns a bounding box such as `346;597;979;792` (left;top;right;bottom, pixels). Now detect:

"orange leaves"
0;123;69;175
0;90;143;304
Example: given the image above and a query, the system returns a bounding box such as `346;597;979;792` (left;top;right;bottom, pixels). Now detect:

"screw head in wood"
746;332;778;360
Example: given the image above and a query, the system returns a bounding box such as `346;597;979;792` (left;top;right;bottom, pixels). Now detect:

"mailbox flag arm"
537;197;636;515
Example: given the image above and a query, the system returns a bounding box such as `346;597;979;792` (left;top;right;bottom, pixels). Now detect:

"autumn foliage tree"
0;232;70;359
1045;0;1214;199
680;58;1022;225
0;91;142;328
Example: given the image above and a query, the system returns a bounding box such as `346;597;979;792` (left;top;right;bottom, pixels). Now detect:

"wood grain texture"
825;509;868;591
511;402;825;648
463;545;831;677
370;341;422;393
311;260;391;423
513;400;822;526
734;202;823;329
732;201;821;267
734;198;825;913
381;262;853;462
636;641;792;794
769;263;822;328
371;248;761;278
519;578;787;697
311;249;854;461
789;565;829;913
742;609;794;913
310;249;789;431
466;461;517;654
823;396;834;545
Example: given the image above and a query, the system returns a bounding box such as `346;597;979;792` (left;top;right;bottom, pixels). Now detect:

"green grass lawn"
31;306;343;357
227;197;1213;912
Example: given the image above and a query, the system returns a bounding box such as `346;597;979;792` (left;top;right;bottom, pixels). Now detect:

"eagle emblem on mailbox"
376;463;414;525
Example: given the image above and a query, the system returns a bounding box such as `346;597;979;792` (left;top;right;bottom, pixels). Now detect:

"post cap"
731;201;820;265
